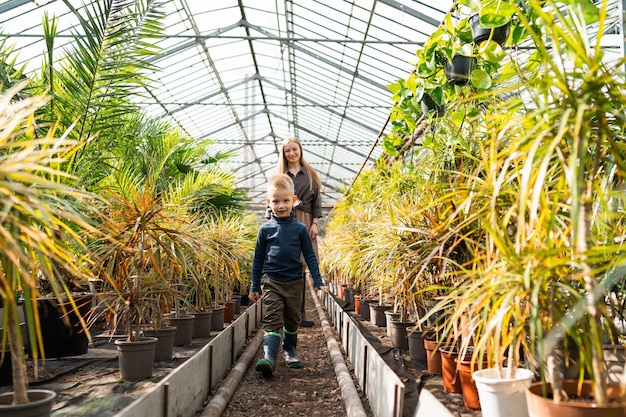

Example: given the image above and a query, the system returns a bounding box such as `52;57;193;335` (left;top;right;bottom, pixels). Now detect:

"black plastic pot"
421;94;446;117
469;14;510;46
445;54;476;86
35;295;92;358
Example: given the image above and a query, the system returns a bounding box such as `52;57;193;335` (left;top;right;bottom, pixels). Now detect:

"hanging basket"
469;14;510;46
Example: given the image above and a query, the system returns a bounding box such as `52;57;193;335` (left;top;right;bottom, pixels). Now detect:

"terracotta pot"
369;304;392;327
440;345;462;393
423;338;442;375
457;354;487;410
143;325;177;362
115;337;158;380
526;380;626;417
223;301;235;323
0;389;56;417
231;295;242;315
338;284;347;299
353;295;361;315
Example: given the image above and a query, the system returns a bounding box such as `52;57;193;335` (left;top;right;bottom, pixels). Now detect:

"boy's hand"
249;291;260;303
316;285;329;294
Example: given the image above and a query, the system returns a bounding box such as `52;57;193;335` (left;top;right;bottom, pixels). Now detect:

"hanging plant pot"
445;54;476;86
469;14;510;46
421;94;446;117
526;380;626;417
0;389;56;417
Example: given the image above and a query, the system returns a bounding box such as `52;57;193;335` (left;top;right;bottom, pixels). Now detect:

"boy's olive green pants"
261;277;303;334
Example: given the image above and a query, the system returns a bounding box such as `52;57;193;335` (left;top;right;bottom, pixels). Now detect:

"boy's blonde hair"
267;173;295;194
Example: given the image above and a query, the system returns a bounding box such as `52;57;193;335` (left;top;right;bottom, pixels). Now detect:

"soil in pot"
526;380;626;417
0;389;56;417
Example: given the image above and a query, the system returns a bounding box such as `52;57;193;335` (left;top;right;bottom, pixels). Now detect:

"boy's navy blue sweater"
251;212;324;292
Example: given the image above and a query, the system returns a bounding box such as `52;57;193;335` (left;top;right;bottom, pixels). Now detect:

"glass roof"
1;0;623;213
0;0;453;212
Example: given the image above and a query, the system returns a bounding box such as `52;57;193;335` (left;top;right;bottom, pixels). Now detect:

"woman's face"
283;141;301;165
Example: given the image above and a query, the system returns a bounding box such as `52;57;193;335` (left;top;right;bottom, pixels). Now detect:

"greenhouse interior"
1;1;626;417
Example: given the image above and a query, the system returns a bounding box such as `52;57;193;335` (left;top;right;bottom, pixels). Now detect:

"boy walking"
249;174;328;378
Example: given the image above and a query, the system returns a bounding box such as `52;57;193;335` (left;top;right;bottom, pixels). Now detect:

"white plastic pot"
472;367;535;417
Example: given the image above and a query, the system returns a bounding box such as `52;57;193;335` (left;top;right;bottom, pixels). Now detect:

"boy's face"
266;186;297;218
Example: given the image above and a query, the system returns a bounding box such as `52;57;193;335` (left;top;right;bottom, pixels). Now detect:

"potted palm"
89;172;200;379
0;85;99;415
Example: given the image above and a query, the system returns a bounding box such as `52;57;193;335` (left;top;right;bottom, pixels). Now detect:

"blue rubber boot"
256;332;281;378
283;328;302;368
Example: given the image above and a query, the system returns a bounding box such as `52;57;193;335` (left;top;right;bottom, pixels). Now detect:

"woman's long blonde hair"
277;137;322;191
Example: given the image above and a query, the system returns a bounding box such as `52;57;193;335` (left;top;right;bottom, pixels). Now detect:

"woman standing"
277;137;322;326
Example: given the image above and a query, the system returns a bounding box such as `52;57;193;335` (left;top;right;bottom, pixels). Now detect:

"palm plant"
0;84;99;405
